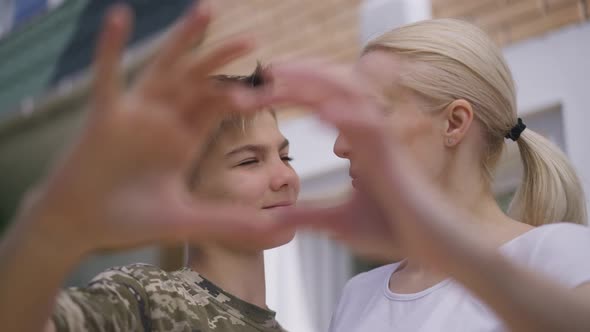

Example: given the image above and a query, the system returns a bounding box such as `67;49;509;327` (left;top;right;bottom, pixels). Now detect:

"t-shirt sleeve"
530;223;590;288
52;265;151;332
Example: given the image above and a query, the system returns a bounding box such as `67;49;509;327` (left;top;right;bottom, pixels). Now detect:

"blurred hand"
287;194;402;262
19;1;279;259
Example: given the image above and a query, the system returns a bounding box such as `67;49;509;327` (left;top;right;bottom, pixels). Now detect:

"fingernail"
230;90;254;109
107;4;131;26
193;0;211;21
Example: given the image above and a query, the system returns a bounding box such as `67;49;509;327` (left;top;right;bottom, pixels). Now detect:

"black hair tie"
505;118;526;141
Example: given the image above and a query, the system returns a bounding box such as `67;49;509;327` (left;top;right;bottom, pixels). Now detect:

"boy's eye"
237;159;259;167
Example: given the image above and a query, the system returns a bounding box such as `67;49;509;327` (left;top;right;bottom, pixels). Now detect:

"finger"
151;1;211;73
227;79;330;118
163;202;282;247
267;64;390;141
176;85;235;131
228;62;367;116
227;85;273;114
175;38;256;123
269;62;365;102
92;4;133;113
276;204;351;232
175;38;255;116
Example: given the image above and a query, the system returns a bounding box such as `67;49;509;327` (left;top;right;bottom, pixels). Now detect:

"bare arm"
455;249;590;332
0;212;81;332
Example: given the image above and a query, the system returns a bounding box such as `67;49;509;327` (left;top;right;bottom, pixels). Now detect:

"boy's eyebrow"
226;139;290;157
226;145;263;157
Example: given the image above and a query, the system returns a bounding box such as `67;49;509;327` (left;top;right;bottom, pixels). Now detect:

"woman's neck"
389;162;534;294
437;151;532;240
438;174;532;246
187;246;267;308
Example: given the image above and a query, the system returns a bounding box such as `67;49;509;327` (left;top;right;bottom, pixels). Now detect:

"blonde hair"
364;19;586;226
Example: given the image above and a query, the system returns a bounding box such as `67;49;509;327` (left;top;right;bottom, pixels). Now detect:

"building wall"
502;21;590;218
206;0;361;67
428;0;590;215
431;0;589;46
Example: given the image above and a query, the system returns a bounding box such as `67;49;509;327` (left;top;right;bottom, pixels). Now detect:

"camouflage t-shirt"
52;263;284;332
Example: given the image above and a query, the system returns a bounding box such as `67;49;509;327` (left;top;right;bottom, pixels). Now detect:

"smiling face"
190;111;300;248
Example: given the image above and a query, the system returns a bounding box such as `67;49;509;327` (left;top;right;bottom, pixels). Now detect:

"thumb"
166;202;287;249
276;202;353;233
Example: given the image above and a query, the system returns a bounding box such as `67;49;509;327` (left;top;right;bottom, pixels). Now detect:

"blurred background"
0;0;589;331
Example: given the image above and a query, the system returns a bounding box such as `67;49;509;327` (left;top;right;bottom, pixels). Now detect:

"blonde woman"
234;19;590;332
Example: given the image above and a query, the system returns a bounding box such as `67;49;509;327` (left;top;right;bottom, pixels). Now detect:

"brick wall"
432;0;589;46
205;0;360;70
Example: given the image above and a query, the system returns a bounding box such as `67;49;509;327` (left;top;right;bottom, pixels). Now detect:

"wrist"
10;205;89;270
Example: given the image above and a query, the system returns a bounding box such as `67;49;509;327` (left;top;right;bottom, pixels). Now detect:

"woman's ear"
443;99;474;147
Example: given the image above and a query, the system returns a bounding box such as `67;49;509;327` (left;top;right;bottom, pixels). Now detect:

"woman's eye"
281;156;293;162
237;159;259;167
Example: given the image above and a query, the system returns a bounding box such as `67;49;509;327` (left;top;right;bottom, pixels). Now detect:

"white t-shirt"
329;223;590;332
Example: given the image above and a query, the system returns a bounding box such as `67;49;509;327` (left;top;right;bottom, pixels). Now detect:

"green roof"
0;0;192;233
0;0;88;116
